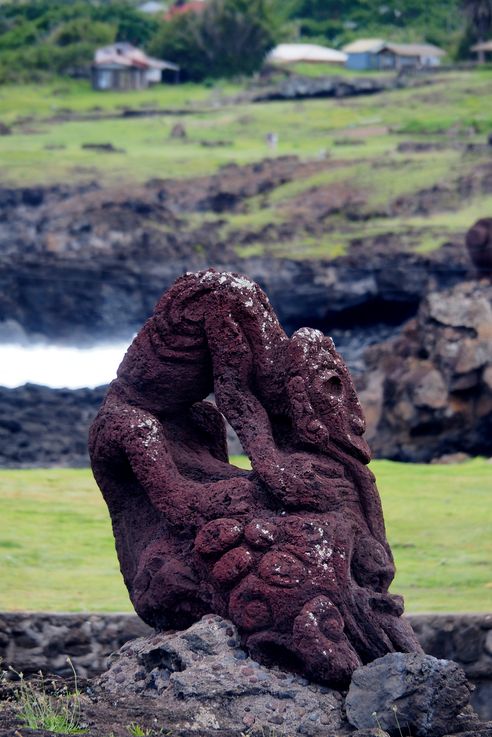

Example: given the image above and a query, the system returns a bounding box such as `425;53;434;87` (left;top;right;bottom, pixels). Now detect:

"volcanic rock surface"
0;156;470;343
358;280;492;461
0;384;106;467
346;652;480;737
98;615;345;736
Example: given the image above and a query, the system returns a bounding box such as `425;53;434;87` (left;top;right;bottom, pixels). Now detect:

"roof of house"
164;1;205;19
378;42;446;58
266;43;347;65
471;40;492;52
138;1;167;13
94;43;179;71
342;39;385;54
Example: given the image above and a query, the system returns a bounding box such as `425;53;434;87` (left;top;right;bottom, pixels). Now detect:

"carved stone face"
288;328;371;463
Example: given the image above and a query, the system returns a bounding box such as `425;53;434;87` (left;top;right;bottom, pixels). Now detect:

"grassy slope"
0;459;490;613
1;70;492;259
1;72;491;185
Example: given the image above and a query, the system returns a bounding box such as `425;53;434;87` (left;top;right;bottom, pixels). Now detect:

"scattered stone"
346;652;474;737
0;122;11;135
333;138;366;146
170;122;187;139
252;74;396;102
97;616;344;736
431;453;471;465
200;139;232;147
81;142;125;153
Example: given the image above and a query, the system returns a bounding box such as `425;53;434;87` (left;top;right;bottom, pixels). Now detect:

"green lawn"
1;71;492;186
0;459;490;614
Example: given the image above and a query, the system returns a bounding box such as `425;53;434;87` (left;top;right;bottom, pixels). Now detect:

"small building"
376;42;446;70
471;40;492;62
138;1;167;14
343;39;385;70
266;43;347;67
164;0;206;20
92;43;179;91
343;39;445;71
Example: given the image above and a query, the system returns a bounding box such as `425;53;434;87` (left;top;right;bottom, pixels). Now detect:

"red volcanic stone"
244;520;277;548
466;217;492;276
195;519;244;555
258;551;306;588
212;547;254;585
89;268;421;687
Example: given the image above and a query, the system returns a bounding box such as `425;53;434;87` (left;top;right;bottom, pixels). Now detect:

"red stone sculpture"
89;269;421;686
466;217;492;277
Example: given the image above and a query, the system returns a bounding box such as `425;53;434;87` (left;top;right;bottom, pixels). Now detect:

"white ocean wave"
0;342;129;389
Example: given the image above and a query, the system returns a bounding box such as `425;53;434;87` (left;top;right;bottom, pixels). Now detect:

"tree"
49;18;116;47
461;0;492;59
150;0;280;80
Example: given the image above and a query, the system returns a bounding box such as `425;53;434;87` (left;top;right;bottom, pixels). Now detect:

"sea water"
0;342;129;389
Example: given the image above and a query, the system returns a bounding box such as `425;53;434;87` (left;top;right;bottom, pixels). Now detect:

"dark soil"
0;676;224;737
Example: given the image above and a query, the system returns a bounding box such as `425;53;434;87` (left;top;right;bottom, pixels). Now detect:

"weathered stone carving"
89;269;420;686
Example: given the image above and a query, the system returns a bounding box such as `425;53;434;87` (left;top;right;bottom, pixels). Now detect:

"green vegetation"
149;0;280;81
0;460;491;613
0;0;483;85
0;0;159;83
127;724;153;737
10;658;85;733
288;0;465;55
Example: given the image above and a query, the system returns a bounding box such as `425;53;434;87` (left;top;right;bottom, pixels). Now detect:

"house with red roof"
92;43;179;90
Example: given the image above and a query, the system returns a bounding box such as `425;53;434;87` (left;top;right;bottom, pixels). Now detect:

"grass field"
0;459;490;614
1;71;492;186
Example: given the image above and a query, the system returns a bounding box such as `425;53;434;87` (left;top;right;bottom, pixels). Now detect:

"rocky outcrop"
252;74;398;102
0;158;469;343
0;158;488;466
346;653;476;737
97;615;345;736
0;384;106;467
358;280;492;461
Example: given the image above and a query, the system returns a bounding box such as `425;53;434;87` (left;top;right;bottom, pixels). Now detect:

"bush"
49;18;116;48
0;0;158;82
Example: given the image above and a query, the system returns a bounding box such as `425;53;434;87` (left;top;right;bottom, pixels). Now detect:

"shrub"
149;0;281;81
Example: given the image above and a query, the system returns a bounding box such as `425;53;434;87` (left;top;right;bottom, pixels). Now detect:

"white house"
92;43;179;90
266;43;347;67
343;39;445;71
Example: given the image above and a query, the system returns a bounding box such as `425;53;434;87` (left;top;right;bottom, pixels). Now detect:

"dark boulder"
346;652;474;737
